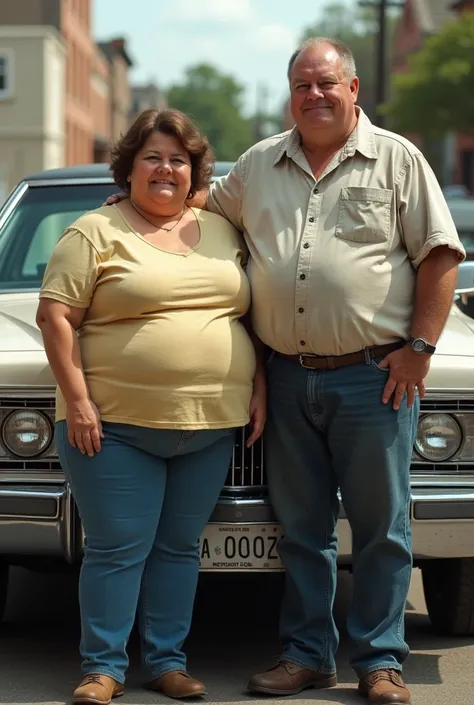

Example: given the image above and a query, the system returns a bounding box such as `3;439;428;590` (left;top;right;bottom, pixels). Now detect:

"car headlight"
414;413;463;462
1;410;53;458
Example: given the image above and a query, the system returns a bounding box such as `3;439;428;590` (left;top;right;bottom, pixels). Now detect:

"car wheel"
422;558;474;636
0;560;9;624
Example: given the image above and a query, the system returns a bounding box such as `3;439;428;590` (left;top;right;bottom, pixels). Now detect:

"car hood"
0;292;473;391
0;292;44;351
2;293;473;354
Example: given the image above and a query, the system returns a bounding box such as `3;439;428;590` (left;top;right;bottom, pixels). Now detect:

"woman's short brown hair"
110;108;215;198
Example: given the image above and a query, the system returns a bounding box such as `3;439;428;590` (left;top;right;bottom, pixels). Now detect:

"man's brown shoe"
247;661;337;695
358;669;411;704
145;671;207;699
72;674;124;705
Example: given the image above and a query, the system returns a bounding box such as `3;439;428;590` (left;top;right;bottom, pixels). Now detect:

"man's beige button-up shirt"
207;109;466;356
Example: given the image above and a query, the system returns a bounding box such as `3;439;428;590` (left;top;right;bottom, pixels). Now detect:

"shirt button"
314;188;319;194
298;307;304;313
303;242;310;249
300;340;306;346
299;274;306;280
309;217;315;223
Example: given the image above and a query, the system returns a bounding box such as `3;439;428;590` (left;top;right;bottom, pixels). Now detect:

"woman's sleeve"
39;228;101;308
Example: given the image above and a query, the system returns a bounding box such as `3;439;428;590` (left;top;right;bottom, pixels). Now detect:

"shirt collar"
273;107;378;166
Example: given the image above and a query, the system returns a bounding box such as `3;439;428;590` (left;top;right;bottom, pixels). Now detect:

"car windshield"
0;183;117;291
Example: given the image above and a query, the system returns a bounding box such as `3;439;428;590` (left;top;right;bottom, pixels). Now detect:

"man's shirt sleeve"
206;154;247;231
397;151;466;269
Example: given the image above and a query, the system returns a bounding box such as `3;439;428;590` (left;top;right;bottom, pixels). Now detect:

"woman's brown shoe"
72;674;124;705
145;671;207;699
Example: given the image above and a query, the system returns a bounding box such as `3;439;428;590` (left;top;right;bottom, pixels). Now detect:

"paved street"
0;567;473;704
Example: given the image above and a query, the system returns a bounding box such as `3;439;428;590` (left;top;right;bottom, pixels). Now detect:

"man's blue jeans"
55;421;236;684
264;353;419;678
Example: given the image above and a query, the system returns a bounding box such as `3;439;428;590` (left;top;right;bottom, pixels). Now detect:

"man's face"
289;44;359;135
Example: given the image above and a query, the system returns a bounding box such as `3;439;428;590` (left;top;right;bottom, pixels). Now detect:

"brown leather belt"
275;341;405;370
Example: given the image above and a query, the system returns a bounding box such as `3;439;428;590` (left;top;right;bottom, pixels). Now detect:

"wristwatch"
407;336;436;355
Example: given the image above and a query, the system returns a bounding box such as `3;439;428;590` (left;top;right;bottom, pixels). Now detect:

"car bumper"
0;484;77;562
1;484;474;566
209;487;474;563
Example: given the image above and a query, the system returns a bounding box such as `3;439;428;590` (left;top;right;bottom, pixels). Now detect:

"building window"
0;50;14;100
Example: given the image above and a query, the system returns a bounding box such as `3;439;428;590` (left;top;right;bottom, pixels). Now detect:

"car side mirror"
455;261;474;305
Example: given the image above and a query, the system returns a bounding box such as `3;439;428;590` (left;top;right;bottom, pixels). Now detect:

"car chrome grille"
0;397;55;409
411;463;474;475
223;428;266;495
1;396;473;484
0;459;62;471
421;399;474;412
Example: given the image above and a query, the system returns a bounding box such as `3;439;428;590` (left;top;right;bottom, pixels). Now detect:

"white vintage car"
0;164;474;636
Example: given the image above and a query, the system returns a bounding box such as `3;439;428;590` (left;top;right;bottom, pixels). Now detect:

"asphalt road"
0;567;473;705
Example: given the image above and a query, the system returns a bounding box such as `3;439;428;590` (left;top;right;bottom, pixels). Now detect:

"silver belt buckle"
299;354;314;369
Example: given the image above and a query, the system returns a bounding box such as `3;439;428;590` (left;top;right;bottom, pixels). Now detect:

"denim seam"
173;431;196;456
141;562;153;674
359;663;403;678
147;664;189;680
318;515;333;672
395;405;414;655
82;668;126;685
308;370;325;431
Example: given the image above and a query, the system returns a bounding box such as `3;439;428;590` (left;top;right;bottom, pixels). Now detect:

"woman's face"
129;131;192;210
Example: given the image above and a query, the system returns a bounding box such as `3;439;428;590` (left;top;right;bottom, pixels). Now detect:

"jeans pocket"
370;356;390;374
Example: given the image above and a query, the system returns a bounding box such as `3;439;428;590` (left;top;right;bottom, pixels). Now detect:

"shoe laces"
83;675;105;686
370;670;404;687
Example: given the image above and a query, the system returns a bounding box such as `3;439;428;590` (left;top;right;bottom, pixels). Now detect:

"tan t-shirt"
39;205;256;429
208;108;466;356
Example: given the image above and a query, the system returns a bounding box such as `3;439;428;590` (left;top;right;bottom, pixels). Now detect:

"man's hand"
103;191;127;206
246;381;267;447
378;346;431;410
66;398;104;456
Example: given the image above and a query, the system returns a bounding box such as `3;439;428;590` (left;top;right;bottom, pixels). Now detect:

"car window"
0;183;116;291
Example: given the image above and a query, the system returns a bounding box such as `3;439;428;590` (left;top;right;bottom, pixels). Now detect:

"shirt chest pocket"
335;187;393;244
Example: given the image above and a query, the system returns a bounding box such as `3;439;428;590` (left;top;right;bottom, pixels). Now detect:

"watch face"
412;338;426;353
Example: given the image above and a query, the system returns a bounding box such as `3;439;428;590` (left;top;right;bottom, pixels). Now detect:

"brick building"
97;38;134;143
0;0;135;185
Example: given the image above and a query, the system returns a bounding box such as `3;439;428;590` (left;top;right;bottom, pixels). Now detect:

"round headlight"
1;410;52;458
414;413;463;462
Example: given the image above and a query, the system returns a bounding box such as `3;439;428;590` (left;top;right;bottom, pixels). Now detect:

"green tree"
300;1;399;121
167;64;253;161
384;13;474;136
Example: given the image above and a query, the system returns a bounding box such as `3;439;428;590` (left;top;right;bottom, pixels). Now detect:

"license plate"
199;523;284;571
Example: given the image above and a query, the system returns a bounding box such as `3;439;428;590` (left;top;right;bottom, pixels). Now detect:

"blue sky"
93;0;334;115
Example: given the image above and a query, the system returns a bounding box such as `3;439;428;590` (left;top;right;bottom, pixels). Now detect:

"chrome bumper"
210;487;474;562
0;484;79;562
1;484;474;564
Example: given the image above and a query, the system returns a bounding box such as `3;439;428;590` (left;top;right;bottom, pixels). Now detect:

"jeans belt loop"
364;347;371;365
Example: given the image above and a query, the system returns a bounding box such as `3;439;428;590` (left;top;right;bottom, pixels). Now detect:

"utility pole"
359;0;404;129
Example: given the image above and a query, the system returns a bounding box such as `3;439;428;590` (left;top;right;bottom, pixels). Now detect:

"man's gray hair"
287;37;357;81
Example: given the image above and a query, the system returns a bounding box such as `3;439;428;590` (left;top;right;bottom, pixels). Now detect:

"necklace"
132;203;187;232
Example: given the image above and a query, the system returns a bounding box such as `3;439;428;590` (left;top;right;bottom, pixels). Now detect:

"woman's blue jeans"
55;421;236;683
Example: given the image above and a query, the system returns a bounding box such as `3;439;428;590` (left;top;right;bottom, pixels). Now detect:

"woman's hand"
66;399;104;457
246;380;267;447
